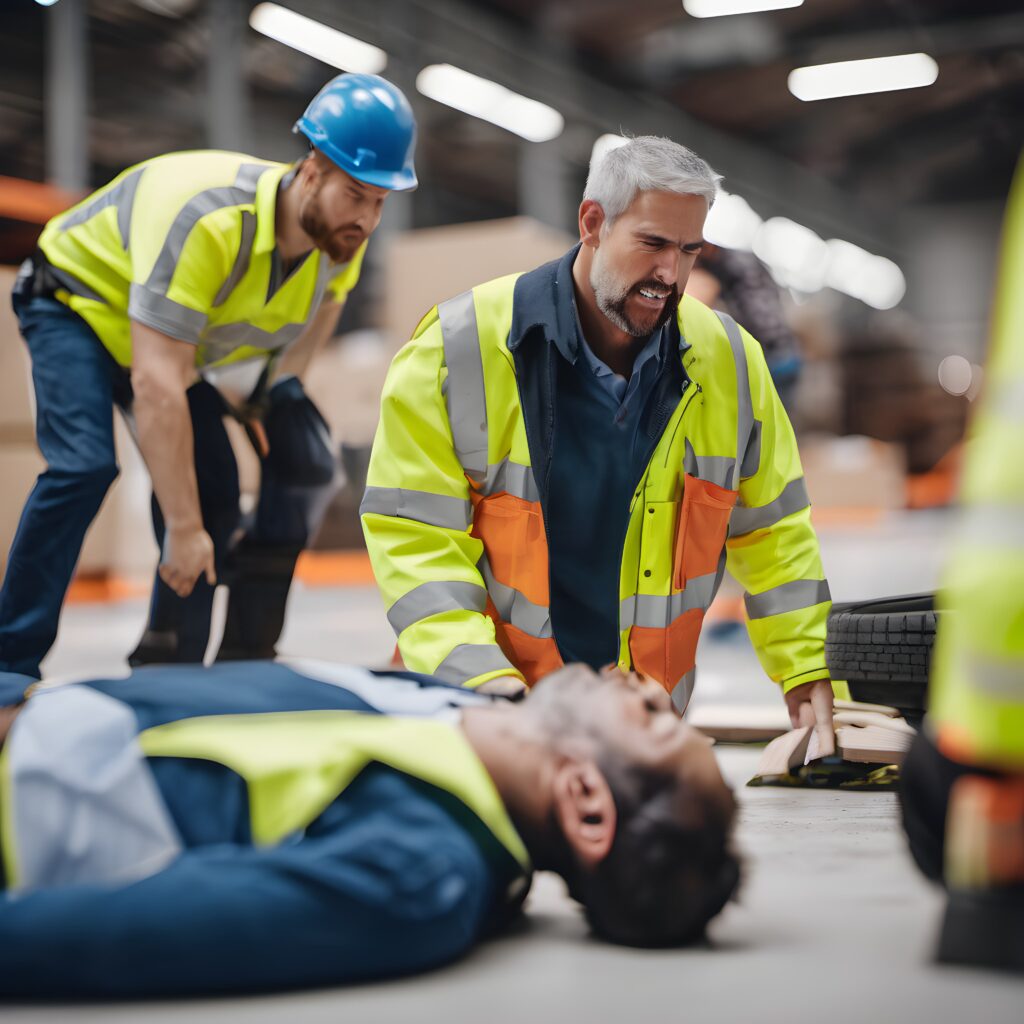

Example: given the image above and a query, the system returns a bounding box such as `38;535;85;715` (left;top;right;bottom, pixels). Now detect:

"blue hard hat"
293;73;418;191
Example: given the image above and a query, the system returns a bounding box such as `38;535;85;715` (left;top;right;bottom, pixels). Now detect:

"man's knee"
46;459;119;498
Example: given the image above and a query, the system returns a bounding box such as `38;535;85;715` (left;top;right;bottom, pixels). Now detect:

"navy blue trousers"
0;294;129;677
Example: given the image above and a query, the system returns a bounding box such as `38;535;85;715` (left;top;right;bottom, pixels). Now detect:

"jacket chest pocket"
671;474;737;591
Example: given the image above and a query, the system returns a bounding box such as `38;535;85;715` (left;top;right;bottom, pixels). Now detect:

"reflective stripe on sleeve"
958;503;1024;550
483;458;540;502
386;580;487;635
479;558;553;638
127;285;207;343
433;644;517;686
730;477;811;537
438;290;488;484
671;668;697;715
360;486;472;531
744;578;831;619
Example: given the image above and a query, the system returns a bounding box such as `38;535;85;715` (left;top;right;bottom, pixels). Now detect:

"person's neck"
275;173;316;264
460;705;555;856
571;248;647;379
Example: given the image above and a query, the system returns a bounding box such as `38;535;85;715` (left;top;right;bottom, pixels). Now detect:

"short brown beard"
299;169;363;264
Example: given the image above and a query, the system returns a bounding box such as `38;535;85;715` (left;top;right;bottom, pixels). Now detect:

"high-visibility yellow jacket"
930;157;1024;769
362;251;831;710
37;150;365;369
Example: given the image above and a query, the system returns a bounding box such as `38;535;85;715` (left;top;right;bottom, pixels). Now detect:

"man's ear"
578;199;607;249
552;759;617;867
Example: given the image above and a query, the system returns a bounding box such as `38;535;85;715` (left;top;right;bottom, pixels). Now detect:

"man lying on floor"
0;660;739;998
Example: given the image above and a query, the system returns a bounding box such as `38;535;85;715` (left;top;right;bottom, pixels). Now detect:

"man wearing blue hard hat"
0;74;417;679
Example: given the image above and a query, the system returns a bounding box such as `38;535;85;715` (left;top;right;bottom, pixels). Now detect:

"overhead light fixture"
35;0;62;6
590;133;629;170
825;238;905;309
416;64;564;143
703;192;762;251
683;0;803;17
788;52;938;102
752;216;828;293
249;3;386;75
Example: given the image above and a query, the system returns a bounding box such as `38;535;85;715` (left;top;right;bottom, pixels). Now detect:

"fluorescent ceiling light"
825;238;905;309
752;216;828;292
703;192;762;251
788;52;938;102
249;3;386;75
591;133;629;170
684;0;803;17
417;64;564;143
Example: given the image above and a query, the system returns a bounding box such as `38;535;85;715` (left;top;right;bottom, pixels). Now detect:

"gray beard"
590;255;649;338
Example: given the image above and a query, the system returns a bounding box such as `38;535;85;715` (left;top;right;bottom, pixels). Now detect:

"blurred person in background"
0;662;738;996
361;136;835;753
0;73;417;679
687;243;803;412
900;158;1024;973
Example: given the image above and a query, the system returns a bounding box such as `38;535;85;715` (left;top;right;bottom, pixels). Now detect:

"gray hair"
584;136;721;227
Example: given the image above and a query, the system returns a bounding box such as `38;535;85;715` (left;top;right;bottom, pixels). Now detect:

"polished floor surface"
8;511;1024;1021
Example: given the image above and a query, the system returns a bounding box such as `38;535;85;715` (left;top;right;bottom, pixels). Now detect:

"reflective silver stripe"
730;477;811;537
965;654;1024;699
988;373;1024;420
45;263;106;305
439;290;488;483
479;557;553;638
744;578;831;620
433;643;516;686
60;167;144;248
116;167;144;248
386;580;487;634
620;572;719;629
741;419;762;479
671;668;697;715
128;284;207;343
683;440;735;488
213;210;257;306
145;163;265;292
959;503;1024;549
360;486;472;531
483;458;540;502
202;319;305;353
717;311;753;491
6;686;183;894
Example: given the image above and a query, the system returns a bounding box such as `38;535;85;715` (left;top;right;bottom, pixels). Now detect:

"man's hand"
475;676;528;699
784;678;835;759
160;525;216;597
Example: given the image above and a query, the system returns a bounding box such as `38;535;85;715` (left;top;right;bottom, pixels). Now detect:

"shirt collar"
253;163;293;256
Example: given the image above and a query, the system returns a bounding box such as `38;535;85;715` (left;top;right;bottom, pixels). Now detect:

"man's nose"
654;249;680;284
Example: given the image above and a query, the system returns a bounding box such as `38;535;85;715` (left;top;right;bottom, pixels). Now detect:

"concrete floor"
8;511;1024;1021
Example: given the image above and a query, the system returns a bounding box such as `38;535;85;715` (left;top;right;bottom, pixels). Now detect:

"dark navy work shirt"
546;269;671;669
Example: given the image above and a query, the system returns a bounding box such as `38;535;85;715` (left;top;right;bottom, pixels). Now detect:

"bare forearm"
134;381;202;530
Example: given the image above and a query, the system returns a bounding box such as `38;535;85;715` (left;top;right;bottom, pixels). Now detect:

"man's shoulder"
137;150;282;195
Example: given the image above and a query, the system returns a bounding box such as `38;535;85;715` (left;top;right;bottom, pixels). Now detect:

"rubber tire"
825;594;938;717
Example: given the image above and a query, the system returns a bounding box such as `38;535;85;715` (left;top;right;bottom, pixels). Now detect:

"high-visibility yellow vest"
930;157;1024;769
37;150;365;369
362;269;831;712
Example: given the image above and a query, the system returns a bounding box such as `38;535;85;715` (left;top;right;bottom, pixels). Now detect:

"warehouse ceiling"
0;0;1020;258
478;0;1023;205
